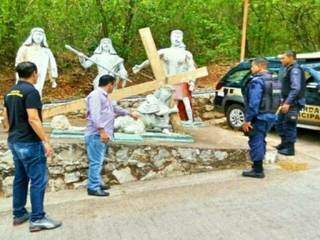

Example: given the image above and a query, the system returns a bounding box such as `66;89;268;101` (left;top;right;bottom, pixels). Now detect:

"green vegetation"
0;0;320;68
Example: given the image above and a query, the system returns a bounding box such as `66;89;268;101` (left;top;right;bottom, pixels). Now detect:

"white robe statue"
15;27;58;96
79;38;128;89
133;30;196;123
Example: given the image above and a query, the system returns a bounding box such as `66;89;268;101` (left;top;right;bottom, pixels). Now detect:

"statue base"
51;130;194;143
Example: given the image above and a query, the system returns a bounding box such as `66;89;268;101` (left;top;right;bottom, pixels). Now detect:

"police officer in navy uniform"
242;58;276;178
275;51;306;156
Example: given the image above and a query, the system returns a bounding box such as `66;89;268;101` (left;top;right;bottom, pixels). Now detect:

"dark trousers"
248;119;273;162
275;106;299;144
8;141;48;222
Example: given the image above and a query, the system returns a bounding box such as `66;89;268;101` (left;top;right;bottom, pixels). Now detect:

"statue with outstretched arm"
74;38;129;89
132;30;196;123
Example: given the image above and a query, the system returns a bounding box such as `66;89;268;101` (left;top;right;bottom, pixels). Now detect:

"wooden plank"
110;80;161;100
43;98;86;119
139;28;166;84
166;67;208;85
43;81;162;119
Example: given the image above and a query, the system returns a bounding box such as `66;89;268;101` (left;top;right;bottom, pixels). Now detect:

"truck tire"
226;104;245;129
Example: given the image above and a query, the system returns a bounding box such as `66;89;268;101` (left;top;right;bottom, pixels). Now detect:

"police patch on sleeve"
292;68;301;75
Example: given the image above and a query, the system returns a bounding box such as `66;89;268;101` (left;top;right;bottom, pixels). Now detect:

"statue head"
170;30;185;48
94;38;117;55
23;27;48;47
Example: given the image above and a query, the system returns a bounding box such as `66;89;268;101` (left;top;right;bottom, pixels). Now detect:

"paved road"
1;161;320;240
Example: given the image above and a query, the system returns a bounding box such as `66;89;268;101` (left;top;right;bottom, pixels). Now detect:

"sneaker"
29;216;62;232
13;212;29;226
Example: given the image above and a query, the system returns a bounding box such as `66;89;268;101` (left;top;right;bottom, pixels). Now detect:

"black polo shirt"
4;81;42;143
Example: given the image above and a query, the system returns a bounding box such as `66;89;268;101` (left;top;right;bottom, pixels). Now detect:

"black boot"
242;161;265;178
274;137;286;150
278;142;295;156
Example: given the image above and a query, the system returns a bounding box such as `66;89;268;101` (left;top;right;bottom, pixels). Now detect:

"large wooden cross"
43;28;208;131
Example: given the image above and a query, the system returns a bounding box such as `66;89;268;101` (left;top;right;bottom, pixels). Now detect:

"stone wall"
0;140;249;197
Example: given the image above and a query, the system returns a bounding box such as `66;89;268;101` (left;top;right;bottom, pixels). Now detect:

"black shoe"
100;184;110;190
13;212;29;226
275;143;285;150
278;148;295;156
278;143;295;156
87;189;110;197
242;169;265;178
274;137;286;150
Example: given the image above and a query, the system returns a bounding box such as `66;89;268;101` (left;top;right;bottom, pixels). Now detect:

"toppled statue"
133;29;196;123
51;115;85;131
115;86;178;134
78;38;128;89
114;116;145;134
16;27;58;96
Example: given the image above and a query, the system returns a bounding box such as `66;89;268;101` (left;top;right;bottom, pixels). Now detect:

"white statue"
15;27;58;96
51;115;85;131
79;38;128;89
115;86;177;134
133;30;196;123
138;86;178;132
114;116;145;134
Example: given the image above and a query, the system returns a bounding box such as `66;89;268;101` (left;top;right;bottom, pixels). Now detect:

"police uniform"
243;72;276;177
275;63;306;155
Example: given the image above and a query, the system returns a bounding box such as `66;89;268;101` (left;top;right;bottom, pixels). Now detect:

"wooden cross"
43;28;208;131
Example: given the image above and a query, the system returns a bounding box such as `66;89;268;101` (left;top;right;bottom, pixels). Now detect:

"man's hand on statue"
99;130;109;143
51;78;57;88
132;65;141;74
242;122;253;133
130;111;140;120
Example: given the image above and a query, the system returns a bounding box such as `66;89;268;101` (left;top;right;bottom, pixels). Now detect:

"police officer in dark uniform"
275;51;306;156
242;58;276;178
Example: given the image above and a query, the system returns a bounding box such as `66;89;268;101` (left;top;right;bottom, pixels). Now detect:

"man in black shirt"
3;62;61;232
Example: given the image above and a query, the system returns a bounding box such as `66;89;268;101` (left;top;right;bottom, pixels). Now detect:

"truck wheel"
226;104;245;129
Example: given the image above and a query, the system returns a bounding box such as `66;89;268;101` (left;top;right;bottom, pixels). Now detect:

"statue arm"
186;51;197;91
132;59;150;74
118;63;128;79
47;49;58;79
15;46;27;82
79;54;96;69
132;50;164;74
15;46;26;66
185;51;196;71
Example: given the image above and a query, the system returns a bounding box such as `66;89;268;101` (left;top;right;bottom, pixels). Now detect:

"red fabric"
175;84;193;120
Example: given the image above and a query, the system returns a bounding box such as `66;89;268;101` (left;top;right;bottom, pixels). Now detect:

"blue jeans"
248;120;273;162
8;141;48;221
85;134;108;191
